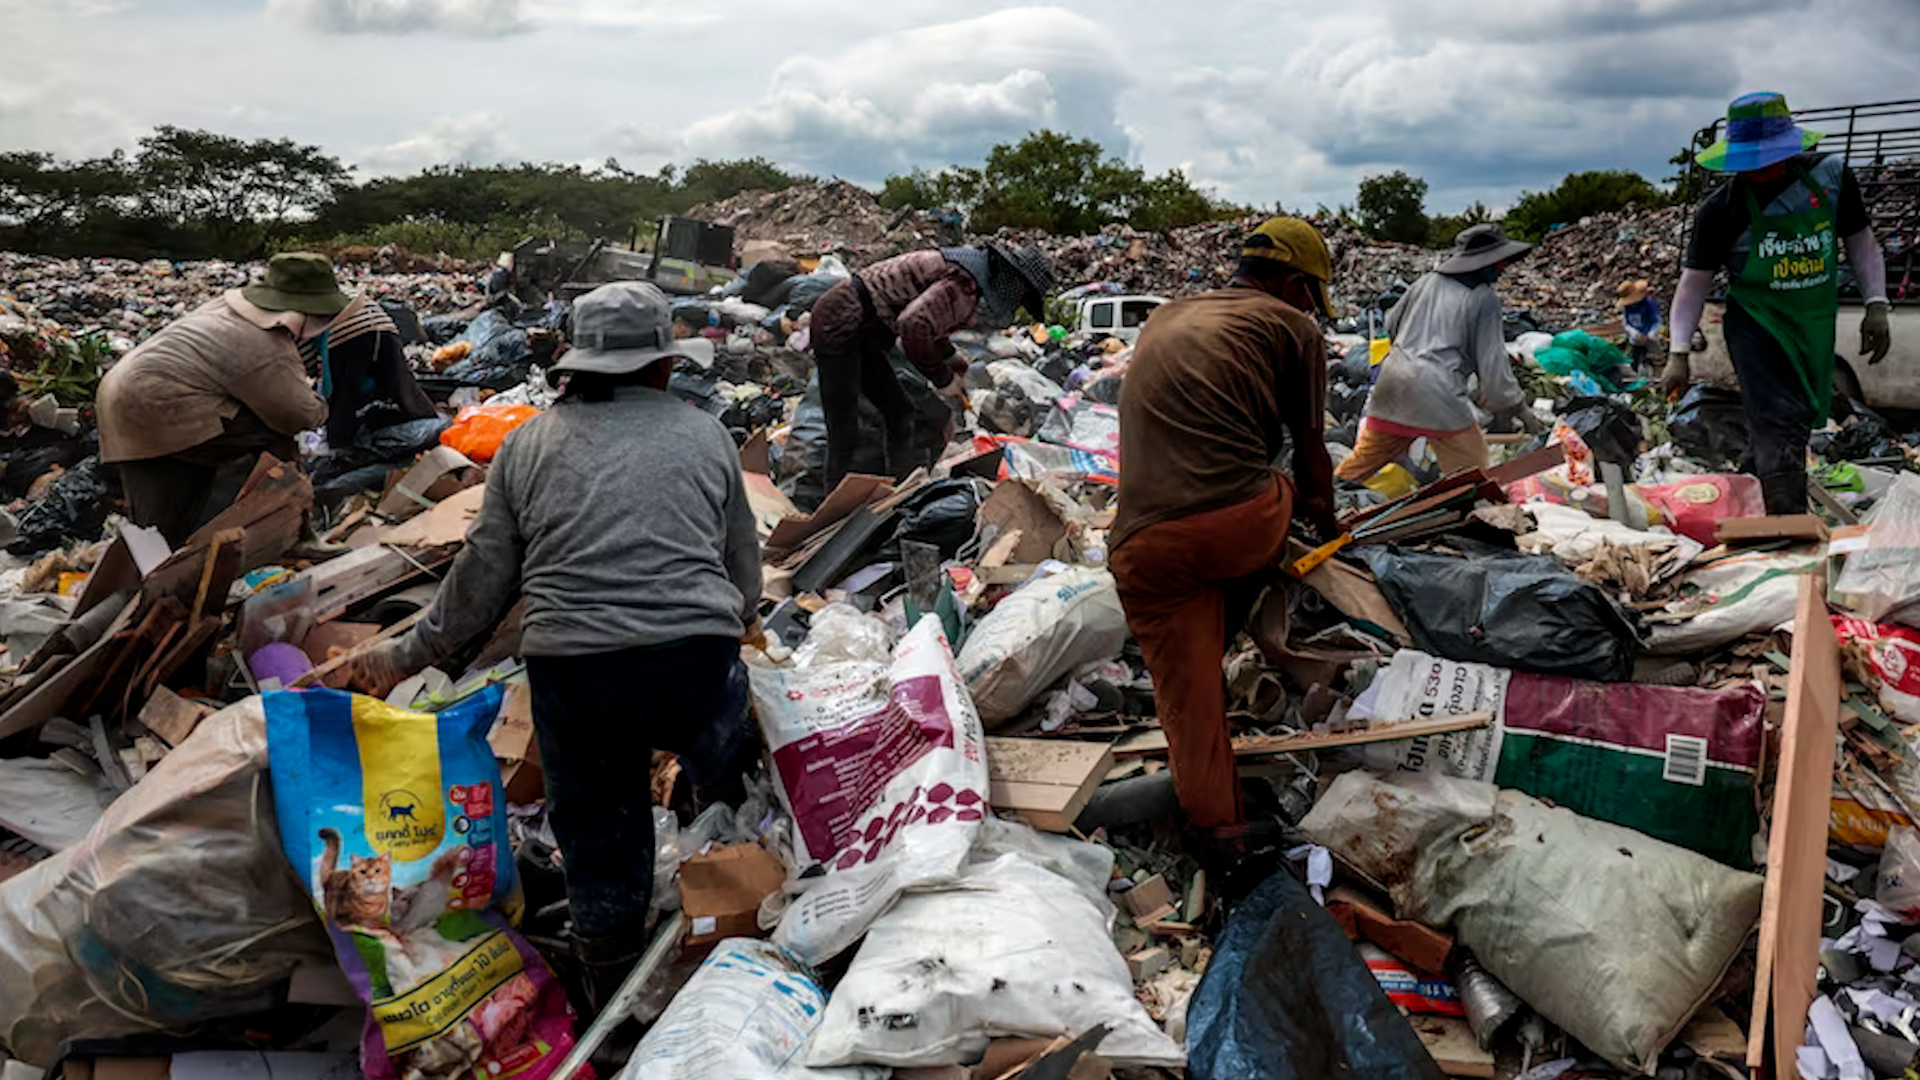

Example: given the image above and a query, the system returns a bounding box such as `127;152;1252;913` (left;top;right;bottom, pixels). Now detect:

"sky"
1;0;1917;214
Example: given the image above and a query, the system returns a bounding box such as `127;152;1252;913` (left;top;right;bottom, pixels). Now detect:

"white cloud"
267;0;530;36
361;113;515;172
679;6;1131;181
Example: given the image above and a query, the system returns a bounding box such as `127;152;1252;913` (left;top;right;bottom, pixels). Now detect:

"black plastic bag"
1668;384;1749;468
1360;544;1642;681
1811;408;1905;462
891;479;981;558
1187;867;1447;1080
419;315;469;345
378;301;425;346
777;353;949;508
9;457;116;556
1;438;94;501
741;259;803;308
361;417;450;460
1559;396;1641;466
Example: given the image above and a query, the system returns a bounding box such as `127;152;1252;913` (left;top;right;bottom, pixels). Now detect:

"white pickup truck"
1690;300;1920;411
1076;294;1167;342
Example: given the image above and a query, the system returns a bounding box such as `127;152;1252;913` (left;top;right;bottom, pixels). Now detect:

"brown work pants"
1109;476;1294;830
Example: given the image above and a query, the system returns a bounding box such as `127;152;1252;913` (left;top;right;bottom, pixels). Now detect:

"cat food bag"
266;687;577;1080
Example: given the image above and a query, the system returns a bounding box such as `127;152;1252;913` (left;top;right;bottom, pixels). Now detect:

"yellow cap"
1241;217;1333;313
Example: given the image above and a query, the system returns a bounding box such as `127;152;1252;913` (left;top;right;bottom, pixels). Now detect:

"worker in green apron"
1665;92;1892;514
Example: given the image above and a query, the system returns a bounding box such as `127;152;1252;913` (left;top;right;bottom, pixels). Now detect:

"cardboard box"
679;843;787;945
488;682;544;805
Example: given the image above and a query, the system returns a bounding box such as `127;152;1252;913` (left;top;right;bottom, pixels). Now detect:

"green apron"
1729;161;1839;421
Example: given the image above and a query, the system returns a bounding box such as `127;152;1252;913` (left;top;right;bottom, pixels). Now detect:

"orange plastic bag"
440;404;538;463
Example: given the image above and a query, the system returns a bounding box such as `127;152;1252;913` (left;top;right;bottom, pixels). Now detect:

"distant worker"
99;253;340;544
1664;91;1891;514
346;282;762;1010
297;287;437;452
809;242;1055;488
1109;218;1342;836
1617;279;1662;369
1335;224;1543;485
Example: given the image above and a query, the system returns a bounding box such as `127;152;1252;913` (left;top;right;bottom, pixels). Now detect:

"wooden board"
1717;514;1829;545
1749;573;1840;1071
765;474;890;552
0;595;139;740
1232;713;1492;758
1284;538;1410;643
1410;1016;1494;1079
1484;441;1568;487
985;737;1115;833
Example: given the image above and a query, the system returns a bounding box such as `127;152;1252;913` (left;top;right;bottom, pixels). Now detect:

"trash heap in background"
0;187;1911;1080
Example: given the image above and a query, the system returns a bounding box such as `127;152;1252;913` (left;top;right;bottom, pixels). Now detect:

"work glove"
1516;406;1547;436
741;617;769;652
1661;350;1692;401
1863;301;1892;365
1297;490;1340;544
342;640;411;699
934;376;969;410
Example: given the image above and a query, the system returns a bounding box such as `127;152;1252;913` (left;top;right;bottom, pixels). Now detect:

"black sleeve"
1683;185;1735;272
1837;165;1870;237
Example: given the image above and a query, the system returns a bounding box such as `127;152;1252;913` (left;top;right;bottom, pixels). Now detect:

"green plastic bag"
1533;330;1641;392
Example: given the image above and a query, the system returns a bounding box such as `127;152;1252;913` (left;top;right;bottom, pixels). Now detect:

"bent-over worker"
1335;224;1541;485
346;281;762;1008
296;289;437;451
1109;218;1341;834
98;252;340;544
1664;91;1892;514
808;243;1054;488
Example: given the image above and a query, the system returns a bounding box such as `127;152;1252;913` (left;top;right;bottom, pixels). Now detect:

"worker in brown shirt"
1110;218;1340;833
808;243;1054;488
99;253;340;543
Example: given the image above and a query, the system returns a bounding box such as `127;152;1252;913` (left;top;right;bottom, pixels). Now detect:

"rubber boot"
1760;469;1810;516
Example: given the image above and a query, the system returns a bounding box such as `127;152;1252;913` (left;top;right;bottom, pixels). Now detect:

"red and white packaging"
1834;616;1920;724
748;608;989;965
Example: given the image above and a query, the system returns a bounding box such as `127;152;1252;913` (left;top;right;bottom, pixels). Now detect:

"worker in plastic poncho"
1334;224;1545;486
346;282;764;1014
1664;91;1892;514
807;242;1055;489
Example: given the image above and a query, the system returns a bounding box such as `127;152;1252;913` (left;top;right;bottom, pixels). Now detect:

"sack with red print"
748;607;989;965
1835;616;1920;724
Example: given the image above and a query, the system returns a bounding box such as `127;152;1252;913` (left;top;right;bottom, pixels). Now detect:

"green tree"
133;126;348;250
675;157;806;206
1355;171;1429;244
1426;200;1493;247
1502;170;1667;241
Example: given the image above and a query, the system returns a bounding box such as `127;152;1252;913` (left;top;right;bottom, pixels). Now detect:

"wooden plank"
0;596;139;740
1232;713;1492;758
1717;514;1829;545
985;737;1115;833
1749;573;1840;1071
1113;728;1170;759
1484;441;1568;487
136;686;216;748
1284;538;1411;643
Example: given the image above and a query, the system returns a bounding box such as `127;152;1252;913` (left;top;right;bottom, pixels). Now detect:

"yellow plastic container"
1364;463;1416;498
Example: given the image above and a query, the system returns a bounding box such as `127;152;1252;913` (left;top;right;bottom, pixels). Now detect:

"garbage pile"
0;199;1911;1080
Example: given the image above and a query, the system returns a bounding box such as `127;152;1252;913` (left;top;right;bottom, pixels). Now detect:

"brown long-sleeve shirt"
809;251;980;385
1111;287;1332;550
98;292;327;463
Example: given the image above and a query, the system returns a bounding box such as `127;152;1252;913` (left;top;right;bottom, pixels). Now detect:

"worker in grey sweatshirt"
348;280;762;1011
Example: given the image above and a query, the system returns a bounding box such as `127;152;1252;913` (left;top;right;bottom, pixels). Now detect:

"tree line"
1349;167;1680;248
0;127;810;262
1;123;1692;263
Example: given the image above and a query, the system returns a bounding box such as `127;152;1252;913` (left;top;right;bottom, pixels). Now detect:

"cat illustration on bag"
318;827;465;934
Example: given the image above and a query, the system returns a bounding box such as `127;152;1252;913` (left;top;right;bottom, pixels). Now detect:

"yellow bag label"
373;930;524;1051
352;697;446;862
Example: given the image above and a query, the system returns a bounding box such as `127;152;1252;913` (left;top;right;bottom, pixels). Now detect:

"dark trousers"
526;637;754;959
117;409;298;546
816;328;920;490
1726;301;1817;513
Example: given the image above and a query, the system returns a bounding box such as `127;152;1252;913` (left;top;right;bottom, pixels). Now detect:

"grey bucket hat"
991;242;1057;319
551;280;714;375
1438;223;1532;275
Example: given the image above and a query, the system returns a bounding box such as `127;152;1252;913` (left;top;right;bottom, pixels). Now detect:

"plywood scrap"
1750;573;1840;1071
985;736;1115;833
1232;713;1491;758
